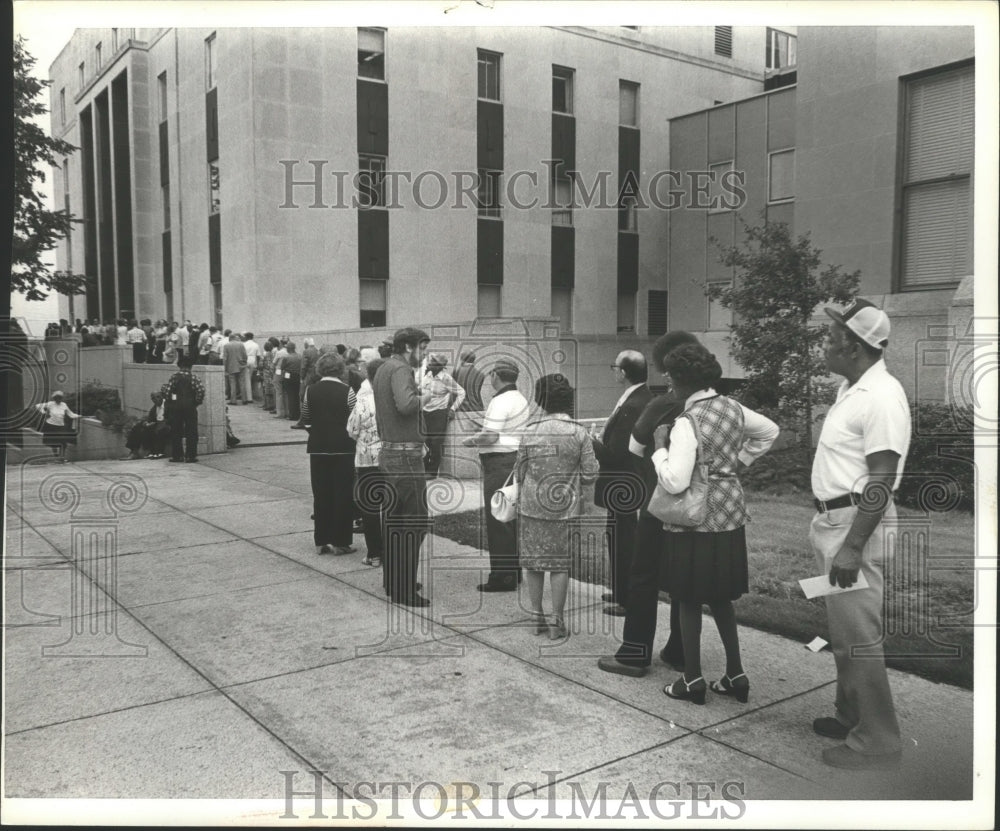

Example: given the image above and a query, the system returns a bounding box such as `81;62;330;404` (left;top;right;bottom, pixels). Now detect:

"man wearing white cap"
809;297;910;770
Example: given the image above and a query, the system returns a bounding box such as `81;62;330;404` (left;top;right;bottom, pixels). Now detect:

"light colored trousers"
810;504;902;755
242;366;253;402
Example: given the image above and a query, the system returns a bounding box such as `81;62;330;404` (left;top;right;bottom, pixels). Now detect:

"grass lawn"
431;492;976;690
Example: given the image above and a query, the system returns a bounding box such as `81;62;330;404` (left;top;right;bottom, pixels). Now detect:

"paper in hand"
805;636;828;652
799;571;870;599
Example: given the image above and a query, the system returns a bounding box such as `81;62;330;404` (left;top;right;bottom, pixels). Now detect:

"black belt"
813;492;897;513
813;493;863;513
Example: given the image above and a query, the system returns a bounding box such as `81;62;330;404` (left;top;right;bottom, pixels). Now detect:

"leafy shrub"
63;379;122;417
741;402;974;513
899;402;974;513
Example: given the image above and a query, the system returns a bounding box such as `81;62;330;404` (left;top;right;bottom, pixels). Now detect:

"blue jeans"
379;447;429;599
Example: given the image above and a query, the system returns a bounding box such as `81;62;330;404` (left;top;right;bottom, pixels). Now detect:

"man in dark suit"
593;350;652;616
597;331;699;678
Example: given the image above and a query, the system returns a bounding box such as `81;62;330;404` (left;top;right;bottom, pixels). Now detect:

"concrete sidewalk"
3;443;975;813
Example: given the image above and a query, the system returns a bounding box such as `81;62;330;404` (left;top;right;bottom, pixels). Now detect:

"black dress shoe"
392;594;430;607
603;604;627;617
597;656;648;677
813;717;850;740
477;580;517;593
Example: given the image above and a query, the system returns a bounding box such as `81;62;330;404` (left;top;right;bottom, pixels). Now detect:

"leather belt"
813;492;897;513
813;493;863;513
381;441;424;450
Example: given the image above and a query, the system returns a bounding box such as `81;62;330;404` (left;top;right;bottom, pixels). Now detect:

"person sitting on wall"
121;392;172;460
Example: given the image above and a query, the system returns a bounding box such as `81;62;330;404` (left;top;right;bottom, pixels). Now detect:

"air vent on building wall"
714;26;733;58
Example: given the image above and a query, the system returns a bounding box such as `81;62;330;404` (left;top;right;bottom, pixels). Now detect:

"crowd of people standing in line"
44;299;910;772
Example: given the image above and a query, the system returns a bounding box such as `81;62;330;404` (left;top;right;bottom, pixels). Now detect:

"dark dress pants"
481;451;519;584
379;448;429;600
355;465;384;558
421;409;449;478
614;513;684;667
285;378;301;421
310;454;355;547
131;343;146;363
606;507;637;606
168;407;199;461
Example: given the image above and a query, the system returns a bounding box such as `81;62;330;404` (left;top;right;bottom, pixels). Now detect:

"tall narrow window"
60;88;66;123
112;28;119;51
714;26;733;58
208;161;220;214
360;279;387;328
95;42;102;70
477;284;502;317
708;284;733;330
78;62;85;90
552;178;573;226
358;28;385;81
477;169;502;218
766;28;797;70
617;292;637;333
358;155;387;208
768;150;795;203
205;32;217;90
212;283;223;328
619;81;639;127
551;287;573;332
477;50;501;102
158;71;168;121
899;62;974;290
618;195;638;232
552;65;574;115
162;184;171;230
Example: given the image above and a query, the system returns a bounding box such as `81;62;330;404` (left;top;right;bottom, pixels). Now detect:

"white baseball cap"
824;297;890;349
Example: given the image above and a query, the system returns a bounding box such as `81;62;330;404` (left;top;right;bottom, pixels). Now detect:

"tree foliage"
707;216;860;454
12;36;88;302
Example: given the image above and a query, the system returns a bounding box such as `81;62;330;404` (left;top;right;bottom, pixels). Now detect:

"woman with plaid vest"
650;344;779;706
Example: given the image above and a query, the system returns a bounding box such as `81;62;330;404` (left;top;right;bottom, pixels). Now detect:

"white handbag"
490;468;518;523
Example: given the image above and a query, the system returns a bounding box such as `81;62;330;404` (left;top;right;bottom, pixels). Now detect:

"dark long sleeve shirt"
372;354;422;443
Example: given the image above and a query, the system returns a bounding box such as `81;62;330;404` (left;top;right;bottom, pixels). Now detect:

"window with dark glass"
477;50;501;101
477;169;502;218
358;28;385;80
619;80;639;127
358;154;387;208
766;28;797;70
208;161;220;214
552;65;573;115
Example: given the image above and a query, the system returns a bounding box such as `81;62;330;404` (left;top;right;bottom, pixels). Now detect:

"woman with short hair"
652;343;779;705
515;373;599;639
35;391;79;463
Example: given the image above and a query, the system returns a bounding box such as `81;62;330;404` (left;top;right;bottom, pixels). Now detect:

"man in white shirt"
462;361;530;592
242;332;261;404
809;298;910;771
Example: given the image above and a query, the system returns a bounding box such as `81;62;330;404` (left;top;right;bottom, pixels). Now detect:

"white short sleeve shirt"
480;388;530;453
811;360;911;501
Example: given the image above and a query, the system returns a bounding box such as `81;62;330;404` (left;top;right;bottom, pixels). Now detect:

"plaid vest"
680;395;748;532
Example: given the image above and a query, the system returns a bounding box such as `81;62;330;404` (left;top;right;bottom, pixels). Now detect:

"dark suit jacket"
305;380;356;455
593;384;652;511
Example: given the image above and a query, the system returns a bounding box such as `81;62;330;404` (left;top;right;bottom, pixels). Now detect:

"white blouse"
37;401;79;427
650;389;779;494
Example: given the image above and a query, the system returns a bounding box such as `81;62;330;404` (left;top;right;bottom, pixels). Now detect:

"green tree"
708;216;860;459
12;36;88;302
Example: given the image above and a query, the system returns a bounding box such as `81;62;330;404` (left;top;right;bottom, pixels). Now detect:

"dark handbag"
647;412;709;527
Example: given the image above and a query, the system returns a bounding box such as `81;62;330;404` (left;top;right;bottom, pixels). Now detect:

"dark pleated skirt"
662;526;748;602
41;420;76;447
